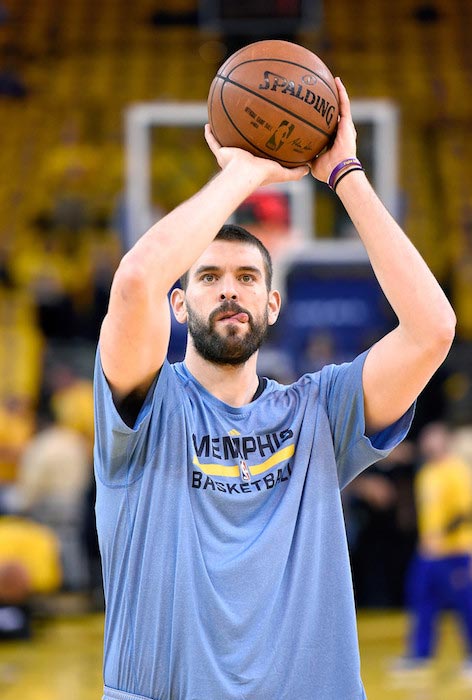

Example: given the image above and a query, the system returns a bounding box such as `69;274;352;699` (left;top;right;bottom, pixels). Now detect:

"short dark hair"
179;224;273;291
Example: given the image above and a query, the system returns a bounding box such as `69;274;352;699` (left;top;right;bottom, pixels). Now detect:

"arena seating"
0;0;470;408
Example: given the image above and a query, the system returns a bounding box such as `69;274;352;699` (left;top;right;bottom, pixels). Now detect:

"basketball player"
94;78;455;699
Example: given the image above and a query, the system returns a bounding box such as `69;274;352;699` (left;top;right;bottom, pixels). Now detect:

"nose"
218;275;238;301
219;289;237;301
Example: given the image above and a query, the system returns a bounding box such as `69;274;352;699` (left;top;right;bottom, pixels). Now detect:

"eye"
201;273;216;283
240;274;255;283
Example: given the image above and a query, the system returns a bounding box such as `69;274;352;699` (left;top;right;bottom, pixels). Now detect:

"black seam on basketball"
217;90;309;166
207;78;218;129
208;78;225;145
215;74;331;139
224;57;338;101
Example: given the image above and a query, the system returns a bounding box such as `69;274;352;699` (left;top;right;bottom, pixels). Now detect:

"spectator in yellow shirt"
397;422;472;676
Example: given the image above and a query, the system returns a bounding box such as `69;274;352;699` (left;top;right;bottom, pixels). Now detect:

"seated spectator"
0;515;62;639
0;395;35;503
13;372;93;591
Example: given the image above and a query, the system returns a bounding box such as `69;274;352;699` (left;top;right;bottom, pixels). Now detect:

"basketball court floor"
1;610;471;700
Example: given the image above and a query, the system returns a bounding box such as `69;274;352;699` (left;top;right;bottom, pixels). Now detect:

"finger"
335;77;352;121
204;124;222;152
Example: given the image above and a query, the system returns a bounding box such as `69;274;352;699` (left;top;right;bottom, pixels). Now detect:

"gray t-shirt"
94;349;414;700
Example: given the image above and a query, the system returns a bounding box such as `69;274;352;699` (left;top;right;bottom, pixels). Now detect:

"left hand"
308;77;358;183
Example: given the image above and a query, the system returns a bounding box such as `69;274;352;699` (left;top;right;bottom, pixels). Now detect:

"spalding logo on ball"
208;40;339;167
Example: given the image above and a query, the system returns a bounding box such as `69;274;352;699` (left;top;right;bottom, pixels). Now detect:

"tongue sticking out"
223;312;249;323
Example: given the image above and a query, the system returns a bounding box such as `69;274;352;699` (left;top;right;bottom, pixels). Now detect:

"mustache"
209;300;253;325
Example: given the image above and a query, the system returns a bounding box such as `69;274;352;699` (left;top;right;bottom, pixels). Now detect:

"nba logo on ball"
265;120;295;153
208;40;339;167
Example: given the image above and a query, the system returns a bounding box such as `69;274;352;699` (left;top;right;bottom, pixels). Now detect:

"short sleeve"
93;349;177;486
323;350;415;489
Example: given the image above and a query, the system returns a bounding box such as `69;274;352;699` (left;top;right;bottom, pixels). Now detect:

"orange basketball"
208;40;339;167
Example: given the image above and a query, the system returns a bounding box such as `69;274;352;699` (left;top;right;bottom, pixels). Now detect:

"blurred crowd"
0;185;471;644
0;130;470;645
0;356;101;639
1;350;471;645
0;0;471;656
0;105;120;637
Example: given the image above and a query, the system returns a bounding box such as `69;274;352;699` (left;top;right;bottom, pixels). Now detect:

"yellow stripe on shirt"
192;444;295;478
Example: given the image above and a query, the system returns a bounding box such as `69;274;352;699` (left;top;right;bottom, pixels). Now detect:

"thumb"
289;163;312;180
280;162;312;181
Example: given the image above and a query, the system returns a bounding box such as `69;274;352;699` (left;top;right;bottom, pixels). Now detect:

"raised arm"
310;78;456;434
99;132;309;401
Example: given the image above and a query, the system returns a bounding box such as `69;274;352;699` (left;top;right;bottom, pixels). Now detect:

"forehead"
188;239;265;276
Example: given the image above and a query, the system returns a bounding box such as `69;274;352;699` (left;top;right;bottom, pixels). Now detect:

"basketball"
208;40;339;167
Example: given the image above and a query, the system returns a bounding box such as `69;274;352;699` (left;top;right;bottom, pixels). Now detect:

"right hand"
204;124;310;187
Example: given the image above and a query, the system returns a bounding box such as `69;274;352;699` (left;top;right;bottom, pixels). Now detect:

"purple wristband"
328;158;362;190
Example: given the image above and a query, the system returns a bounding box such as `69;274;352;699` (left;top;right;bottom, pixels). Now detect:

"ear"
267;289;281;326
170;287;188;324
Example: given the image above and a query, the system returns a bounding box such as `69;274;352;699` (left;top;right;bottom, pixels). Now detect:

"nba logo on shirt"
239;459;251;482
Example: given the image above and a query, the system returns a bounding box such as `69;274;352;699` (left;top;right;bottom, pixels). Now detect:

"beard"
186;299;269;366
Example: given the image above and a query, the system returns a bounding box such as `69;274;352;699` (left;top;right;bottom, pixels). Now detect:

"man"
94;78;455;700
395;422;472;678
